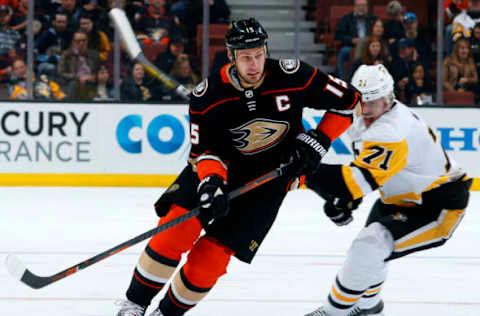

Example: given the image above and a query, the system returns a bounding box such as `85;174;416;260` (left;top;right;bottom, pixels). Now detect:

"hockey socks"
158;267;212;316
126;246;179;307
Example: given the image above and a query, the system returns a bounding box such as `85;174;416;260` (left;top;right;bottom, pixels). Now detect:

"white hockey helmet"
351;64;394;103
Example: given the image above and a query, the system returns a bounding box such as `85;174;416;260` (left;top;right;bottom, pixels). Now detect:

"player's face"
233;46;266;87
361;98;389;127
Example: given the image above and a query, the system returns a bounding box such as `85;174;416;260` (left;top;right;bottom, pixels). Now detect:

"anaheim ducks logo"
230;119;290;155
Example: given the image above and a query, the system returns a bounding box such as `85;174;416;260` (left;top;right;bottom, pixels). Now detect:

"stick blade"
5;254;27;281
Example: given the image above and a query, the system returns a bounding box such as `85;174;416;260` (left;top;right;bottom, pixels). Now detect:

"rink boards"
0;102;478;190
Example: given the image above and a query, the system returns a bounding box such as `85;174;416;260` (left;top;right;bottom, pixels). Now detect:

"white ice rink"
1;187;479;316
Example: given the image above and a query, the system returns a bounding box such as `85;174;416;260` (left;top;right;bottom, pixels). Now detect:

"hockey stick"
5;163;294;289
108;8;191;100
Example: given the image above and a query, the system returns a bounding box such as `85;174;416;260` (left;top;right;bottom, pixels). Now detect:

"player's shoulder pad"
189;72;227;113
192;78;208;98
362;121;402;144
278;58;301;74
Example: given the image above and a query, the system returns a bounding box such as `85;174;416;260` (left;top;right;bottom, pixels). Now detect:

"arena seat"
443;91;475;105
373;5;389;20
143;42;167;62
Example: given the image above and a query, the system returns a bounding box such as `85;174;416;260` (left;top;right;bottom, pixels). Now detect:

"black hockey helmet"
225;18;268;50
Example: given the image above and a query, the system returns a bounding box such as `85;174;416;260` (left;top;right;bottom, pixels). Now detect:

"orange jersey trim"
317;112;353;141
196;159;227;181
189;97;240;116
260;67;318;95
220;63;232;83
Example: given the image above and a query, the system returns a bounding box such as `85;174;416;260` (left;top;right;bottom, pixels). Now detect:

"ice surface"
1;187;479;315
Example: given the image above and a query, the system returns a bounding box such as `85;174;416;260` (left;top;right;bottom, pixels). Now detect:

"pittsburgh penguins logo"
193;78;208;97
279;58;300;74
230;119;290;155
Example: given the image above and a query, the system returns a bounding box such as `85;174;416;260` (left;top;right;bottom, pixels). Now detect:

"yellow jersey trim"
0;173;177;187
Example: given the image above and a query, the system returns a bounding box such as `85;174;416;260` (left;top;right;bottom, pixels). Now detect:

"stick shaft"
9;164;292;289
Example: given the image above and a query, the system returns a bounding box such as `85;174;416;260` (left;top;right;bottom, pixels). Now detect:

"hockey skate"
347;300;384;316
305;300;384;316
147;308;164;316
114;299;146;316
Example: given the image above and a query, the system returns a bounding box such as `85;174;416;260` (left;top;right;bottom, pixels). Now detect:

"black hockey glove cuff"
197;174;229;222
294;129;331;176
323;196;362;226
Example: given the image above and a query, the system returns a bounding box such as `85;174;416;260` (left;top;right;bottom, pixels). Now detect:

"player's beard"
237;69;264;87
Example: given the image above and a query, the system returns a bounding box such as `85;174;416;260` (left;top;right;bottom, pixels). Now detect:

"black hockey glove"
197;174;229;222
294;130;331;176
324;197;362;226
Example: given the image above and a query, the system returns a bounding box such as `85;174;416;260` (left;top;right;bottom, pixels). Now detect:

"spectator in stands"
397;62;434;105
452;0;480;43
136;0;181;44
390;37;418;96
445;0;469;55
78;12;111;62
354;18;389;61
57;30;100;98
8;58;66;100
348;35;390;82
106;40;133;82
35;12;72;80
383;0;404;45
443;37;478;94
170;0;188;24
55;0;82;34
9;0;47;34
167;53;199;100
184;0;231;44
120;62;157;101
92;63;114;100
401;12;432;69
470;22;480;76
0;0;19;11
334;0;376;80
97;0;127;40
154;35;186;73
78;0;107;18
0;5;21;58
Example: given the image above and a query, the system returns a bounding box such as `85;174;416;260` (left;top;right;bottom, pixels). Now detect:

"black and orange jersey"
188;58;360;186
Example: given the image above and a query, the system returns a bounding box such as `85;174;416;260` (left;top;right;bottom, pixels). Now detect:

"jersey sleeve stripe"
341;165;364;200
346;91;360;110
326;108;354;116
352;163;380;191
260;67;318;95
189;97;241;115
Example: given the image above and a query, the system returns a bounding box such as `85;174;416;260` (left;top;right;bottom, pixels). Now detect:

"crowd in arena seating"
0;0;478;105
0;0;230;101
324;0;480;105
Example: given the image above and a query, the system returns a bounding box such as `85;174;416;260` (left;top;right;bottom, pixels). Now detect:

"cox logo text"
116;114;186;154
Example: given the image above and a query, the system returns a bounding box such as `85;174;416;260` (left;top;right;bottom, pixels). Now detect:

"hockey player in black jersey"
115;18;361;316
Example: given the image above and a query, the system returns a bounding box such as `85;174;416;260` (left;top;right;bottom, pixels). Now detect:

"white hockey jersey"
343;101;466;207
451;10;480;41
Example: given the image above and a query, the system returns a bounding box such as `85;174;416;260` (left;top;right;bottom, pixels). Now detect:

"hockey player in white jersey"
304;64;472;316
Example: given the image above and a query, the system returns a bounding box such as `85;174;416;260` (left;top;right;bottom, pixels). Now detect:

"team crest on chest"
230;119;290;155
193;78;208;97
279;58;300;74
